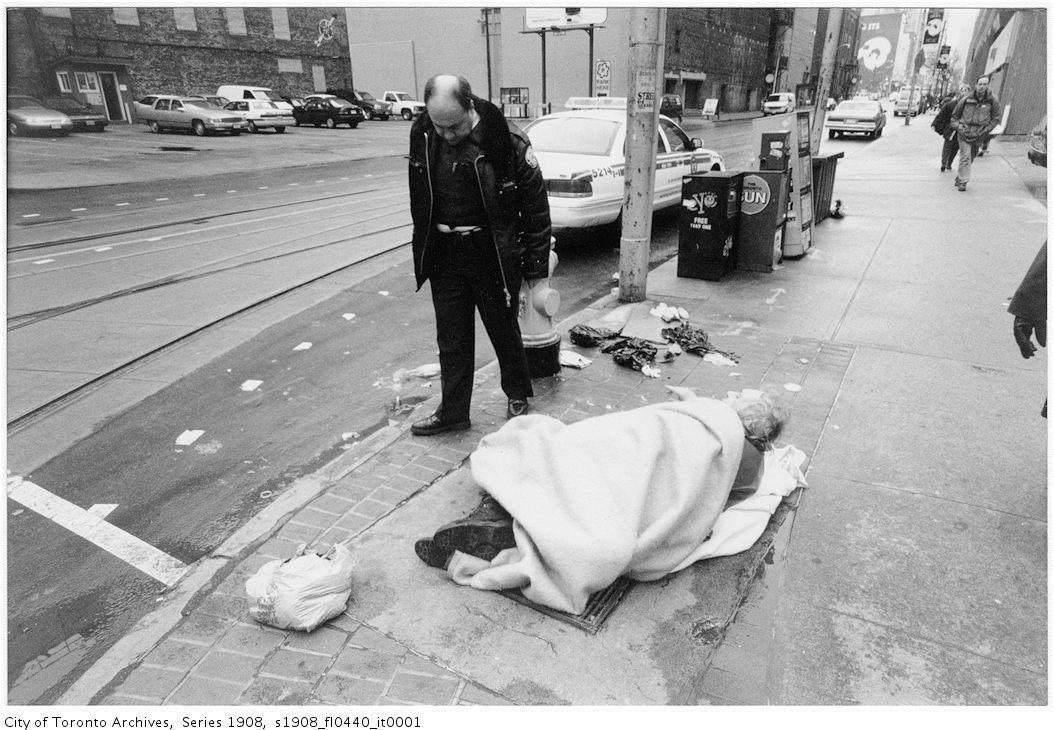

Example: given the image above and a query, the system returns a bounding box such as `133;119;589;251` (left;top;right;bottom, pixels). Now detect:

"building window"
112;8;140;26
40;8;72;19
75;72;99;92
56;71;73;93
225;7;246;36
272;8;290;40
174;8;197;32
278;58;303;74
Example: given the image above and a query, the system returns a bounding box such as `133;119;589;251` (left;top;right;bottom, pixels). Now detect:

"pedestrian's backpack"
245;542;354;631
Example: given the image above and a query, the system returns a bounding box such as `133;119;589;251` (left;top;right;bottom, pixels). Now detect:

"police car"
522;97;724;232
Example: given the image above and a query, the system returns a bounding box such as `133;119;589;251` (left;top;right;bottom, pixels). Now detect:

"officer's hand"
1013;316;1040;358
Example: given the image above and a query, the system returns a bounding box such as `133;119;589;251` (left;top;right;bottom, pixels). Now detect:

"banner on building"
857;13;902;87
985;12;1019;75
923;9;944;46
936;45;951;69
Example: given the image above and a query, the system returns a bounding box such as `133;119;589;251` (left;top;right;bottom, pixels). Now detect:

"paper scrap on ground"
405;363;441;378
343;313;356;320
240;380;263;392
293;342;312;351
703;353;737;366
641;365;661;378
649;302;686;323
559;350;592;369
784;383;802;392
342;432;360;441
378;291;390;296
175;430;204;446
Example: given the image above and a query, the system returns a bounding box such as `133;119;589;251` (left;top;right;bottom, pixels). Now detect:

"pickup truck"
382;91;425;121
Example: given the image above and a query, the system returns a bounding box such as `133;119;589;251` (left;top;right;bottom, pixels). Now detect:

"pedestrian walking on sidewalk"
932;86;969;172
1009;242;1047;418
407;74;552;436
950;76;1002;191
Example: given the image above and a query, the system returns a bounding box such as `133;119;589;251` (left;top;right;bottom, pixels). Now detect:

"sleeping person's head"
723;389;788;452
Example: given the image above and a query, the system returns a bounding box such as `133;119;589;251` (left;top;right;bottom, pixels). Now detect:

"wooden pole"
619;7;665;303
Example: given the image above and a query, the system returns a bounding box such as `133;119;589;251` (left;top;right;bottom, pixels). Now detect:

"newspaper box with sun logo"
736;170;790;272
676;171;745;281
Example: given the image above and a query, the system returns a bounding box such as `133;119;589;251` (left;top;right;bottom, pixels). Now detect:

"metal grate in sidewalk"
499;576;635;634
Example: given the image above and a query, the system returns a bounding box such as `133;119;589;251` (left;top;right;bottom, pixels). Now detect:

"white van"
216;85;293;113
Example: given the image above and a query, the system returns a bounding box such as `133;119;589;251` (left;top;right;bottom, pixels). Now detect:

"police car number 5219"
523;97;724;234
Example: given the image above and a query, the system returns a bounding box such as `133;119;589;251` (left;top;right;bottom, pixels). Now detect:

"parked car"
893;88;923;116
763;92;795;116
825;99;886;139
328;89;392;120
660;94;683;122
292;97;365;128
7;95;73;136
205;96;229;108
41;96;109;132
281;95;305;109
136;95;247;136
520;96;723;233
216;85;295;114
383;91;425;121
222;99;294;133
1028;116;1046;167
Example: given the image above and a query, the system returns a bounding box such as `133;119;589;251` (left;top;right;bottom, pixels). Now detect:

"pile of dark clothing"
568;320;738;372
601;338;658;371
661;323;739;363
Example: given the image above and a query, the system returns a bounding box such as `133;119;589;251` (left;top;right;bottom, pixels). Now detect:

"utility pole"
619;7;665;302
810;8;844;154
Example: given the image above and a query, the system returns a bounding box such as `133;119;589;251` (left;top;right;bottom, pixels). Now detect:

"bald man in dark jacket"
407;75;552;435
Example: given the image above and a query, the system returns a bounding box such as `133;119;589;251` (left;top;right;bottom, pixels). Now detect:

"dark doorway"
98;72;124;121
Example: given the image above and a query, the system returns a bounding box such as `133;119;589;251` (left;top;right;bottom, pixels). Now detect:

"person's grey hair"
733;392;788;451
423;75;473;110
976;75;991;84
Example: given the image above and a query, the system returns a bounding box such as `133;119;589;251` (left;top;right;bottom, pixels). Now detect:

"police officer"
407;75;552;436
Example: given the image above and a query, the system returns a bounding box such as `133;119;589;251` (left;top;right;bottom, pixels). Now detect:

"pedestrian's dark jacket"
951;89;1002;142
932;95;960;136
1009;242;1047;325
408;96;551;302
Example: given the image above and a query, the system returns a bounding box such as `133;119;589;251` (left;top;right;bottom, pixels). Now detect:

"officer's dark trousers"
428;231;533;423
940;132;959;169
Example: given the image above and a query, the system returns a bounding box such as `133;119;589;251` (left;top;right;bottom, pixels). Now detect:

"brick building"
6;6;353;124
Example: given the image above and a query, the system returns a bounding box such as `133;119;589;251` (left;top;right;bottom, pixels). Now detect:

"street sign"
634;67;655;112
525;8;607;30
595;59;611;97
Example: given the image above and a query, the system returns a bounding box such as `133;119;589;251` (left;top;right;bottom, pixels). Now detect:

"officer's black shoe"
414;538;449;569
507;399;529;418
410;413;471;436
430;516;515;567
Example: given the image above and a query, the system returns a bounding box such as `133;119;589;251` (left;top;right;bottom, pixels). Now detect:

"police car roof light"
564;96;627;110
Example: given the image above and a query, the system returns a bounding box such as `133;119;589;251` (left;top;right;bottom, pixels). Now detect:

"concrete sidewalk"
62;121;1047;706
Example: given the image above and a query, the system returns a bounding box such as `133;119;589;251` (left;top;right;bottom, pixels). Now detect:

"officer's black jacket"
408;96;552;304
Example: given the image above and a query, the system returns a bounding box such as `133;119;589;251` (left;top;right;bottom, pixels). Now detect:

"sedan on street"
222;99;294;133
136;95;248;136
826;99;886;139
7;95;73;136
521;96;724;234
42;96;109;132
293;97;365;128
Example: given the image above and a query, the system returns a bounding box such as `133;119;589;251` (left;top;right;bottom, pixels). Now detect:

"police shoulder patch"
525;147;539;169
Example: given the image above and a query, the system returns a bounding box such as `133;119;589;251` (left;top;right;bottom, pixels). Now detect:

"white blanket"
451;398;802;614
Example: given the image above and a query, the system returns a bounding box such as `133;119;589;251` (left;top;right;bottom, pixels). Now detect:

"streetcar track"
7;185;393;253
8;193;408;272
7;233;413;433
9;210;410;330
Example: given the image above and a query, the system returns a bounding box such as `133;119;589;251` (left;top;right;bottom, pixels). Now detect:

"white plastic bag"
245;543;355;631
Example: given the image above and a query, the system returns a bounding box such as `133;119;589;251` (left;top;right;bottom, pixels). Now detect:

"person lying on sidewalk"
414;387;801;614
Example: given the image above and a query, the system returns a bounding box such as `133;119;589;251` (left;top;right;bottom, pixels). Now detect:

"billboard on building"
857;12;902;89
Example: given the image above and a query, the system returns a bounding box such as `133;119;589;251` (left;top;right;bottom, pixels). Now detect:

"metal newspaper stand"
751;111;814;257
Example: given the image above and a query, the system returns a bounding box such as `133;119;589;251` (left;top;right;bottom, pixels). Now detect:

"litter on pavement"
240;380;263;392
559;350;592;369
175;429;204;446
245;542;355;632
293;342;312;351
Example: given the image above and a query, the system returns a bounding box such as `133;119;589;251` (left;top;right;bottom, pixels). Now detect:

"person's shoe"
940;165;946;172
414;538;450;569
956;181;967;191
428;514;516;567
467;493;512;522
507;398;529;418
410;413;470;436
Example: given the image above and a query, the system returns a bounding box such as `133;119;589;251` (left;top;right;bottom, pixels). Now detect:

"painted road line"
226;190;237;193
22;213;41;218
71;207;87;212
6;477;187;587
288;182;299;186
193;193;205;197
115;202;130;207
33;259;55;265
87;504;118;519
258;186;268;190
94;247;112;252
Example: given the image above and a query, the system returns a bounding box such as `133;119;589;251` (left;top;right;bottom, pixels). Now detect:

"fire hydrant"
518;246;561;377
